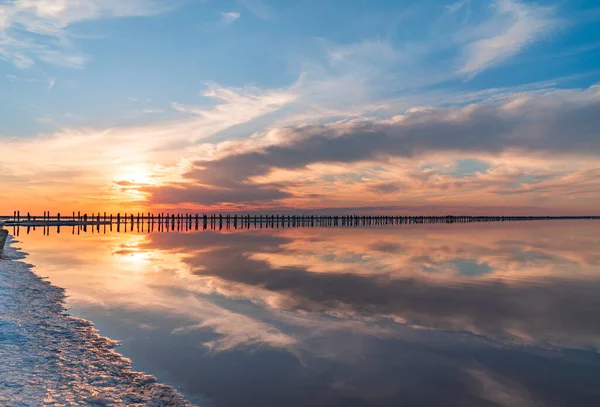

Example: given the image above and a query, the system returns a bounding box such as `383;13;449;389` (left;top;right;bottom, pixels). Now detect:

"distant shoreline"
1;214;599;227
0;215;597;236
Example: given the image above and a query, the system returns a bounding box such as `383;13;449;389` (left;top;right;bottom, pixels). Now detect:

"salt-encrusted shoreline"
0;235;196;406
0;223;7;259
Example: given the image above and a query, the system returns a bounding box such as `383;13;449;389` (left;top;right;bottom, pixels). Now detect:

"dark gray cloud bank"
145;88;600;206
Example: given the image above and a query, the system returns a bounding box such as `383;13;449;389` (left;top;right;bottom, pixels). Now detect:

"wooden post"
0;222;8;259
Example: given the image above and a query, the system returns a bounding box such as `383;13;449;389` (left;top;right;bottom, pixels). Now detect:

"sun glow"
117;166;155;185
122;251;151;266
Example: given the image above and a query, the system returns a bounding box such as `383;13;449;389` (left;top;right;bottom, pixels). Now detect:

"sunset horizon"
2;0;599;215
1;1;600;406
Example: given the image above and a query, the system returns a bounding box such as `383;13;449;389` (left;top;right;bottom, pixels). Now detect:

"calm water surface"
12;221;600;406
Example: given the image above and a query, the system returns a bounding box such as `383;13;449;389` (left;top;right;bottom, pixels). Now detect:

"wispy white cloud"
141;108;163;114
6;72;58;89
35;116;55;125
5;73;37;82
0;6;11;30
221;11;240;25
170;82;297;141
0;0;178;68
128;97;153;103
458;0;557;77
446;0;471;13
38;51;87;68
121;107;164;119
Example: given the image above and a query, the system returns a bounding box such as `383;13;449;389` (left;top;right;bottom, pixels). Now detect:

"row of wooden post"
8;211;600;225
11;214;600;237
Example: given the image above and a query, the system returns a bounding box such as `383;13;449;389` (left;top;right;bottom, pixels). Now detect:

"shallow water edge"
0;235;196;407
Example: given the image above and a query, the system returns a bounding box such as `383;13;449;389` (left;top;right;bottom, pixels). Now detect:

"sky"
0;0;599;215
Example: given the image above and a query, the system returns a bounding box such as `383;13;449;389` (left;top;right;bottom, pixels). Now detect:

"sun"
126;170;152;184
115;165;155;185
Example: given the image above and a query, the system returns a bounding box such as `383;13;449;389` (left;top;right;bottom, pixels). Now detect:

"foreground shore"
0;235;195;406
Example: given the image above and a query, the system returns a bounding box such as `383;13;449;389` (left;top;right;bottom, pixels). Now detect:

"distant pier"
0;212;598;236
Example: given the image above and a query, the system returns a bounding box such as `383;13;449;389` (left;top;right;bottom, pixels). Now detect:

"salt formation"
0;236;195;406
0;222;7;258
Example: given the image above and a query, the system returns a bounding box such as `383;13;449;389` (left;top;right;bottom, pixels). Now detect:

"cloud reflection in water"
15;221;600;407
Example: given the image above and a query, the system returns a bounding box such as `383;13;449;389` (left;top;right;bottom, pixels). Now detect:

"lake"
11;220;600;407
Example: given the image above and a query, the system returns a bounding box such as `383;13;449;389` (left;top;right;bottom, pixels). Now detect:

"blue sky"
1;0;599;214
2;0;599;135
